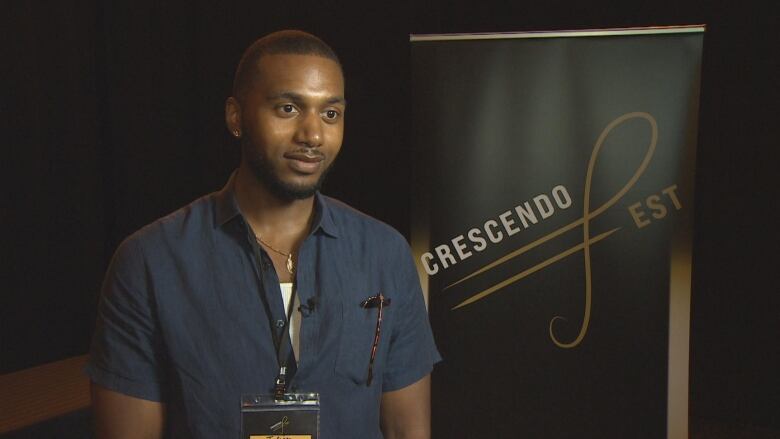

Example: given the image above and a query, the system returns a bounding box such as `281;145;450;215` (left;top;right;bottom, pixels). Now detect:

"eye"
276;104;299;117
323;109;340;121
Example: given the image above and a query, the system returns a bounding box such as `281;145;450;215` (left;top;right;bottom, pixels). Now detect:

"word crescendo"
421;185;572;275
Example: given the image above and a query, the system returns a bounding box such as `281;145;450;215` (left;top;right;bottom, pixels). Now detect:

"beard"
242;140;334;201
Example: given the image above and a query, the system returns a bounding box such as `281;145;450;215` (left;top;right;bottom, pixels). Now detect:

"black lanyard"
246;225;298;398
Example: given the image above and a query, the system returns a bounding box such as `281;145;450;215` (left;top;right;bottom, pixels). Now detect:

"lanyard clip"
274;366;287;400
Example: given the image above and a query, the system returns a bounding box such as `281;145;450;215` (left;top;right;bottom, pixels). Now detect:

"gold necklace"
255;235;294;274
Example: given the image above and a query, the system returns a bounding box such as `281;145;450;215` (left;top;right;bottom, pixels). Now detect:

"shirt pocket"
333;294;393;386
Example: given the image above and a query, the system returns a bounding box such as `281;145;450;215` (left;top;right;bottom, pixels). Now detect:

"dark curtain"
2;0;413;371
2;0;778;432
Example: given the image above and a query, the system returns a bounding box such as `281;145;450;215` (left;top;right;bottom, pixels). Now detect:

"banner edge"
409;25;706;42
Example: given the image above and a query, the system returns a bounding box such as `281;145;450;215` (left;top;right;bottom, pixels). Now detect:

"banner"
410;27;703;438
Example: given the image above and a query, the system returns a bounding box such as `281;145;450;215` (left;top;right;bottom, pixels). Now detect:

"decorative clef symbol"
549;112;658;348
270;415;290;435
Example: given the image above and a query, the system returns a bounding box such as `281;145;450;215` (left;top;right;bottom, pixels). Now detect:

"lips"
284;149;325;174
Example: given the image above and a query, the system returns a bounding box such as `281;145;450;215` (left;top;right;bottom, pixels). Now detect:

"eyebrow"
267;91;347;106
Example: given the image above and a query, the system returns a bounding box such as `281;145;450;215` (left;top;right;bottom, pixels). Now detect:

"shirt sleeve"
85;234;168;402
381;239;442;392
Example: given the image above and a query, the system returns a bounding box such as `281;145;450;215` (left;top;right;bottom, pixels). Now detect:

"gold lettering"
646;194;667;219
662;184;682;209
628;202;651;228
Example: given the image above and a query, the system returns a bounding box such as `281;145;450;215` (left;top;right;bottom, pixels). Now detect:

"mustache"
290;147;325;158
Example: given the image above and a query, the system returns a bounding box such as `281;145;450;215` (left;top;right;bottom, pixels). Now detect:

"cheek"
251;119;292;147
327;125;345;148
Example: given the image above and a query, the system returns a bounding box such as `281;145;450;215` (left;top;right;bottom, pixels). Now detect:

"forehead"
251;54;344;96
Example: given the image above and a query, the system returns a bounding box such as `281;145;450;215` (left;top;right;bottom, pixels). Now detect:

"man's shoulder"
120;192;219;253
100;192;220;289
320;194;406;245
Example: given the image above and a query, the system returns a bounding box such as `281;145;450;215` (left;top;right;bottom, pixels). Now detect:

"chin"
277;185;320;200
269;175;324;200
244;151;332;201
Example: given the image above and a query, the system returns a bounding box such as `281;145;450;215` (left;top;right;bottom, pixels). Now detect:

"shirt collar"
312;192;339;238
214;171;339;238
214;171;242;226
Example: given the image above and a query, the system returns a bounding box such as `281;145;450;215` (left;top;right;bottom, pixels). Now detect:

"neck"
234;166;315;245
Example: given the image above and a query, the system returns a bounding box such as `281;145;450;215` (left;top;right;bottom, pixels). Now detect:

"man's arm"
91;383;165;439
380;374;431;439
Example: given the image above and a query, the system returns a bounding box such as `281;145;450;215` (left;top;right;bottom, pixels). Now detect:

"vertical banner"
410;27;703;438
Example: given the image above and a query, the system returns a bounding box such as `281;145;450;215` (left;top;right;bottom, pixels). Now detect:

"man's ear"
225;96;242;137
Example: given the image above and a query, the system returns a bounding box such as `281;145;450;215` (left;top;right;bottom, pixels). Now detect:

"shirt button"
275;319;285;328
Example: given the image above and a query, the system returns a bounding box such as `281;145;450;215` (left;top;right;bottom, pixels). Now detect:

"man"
87;30;440;438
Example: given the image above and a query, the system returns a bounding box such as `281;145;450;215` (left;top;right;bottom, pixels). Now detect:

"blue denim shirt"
86;174;441;438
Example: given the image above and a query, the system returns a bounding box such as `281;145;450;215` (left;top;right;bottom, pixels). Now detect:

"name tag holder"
241;393;320;439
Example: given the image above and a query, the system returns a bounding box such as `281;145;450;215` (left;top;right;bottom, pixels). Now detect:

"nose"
293;110;323;148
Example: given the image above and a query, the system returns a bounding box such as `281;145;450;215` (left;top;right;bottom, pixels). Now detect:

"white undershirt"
279;282;300;363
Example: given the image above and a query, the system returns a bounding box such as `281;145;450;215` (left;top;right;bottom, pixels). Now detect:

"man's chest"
150;244;399;392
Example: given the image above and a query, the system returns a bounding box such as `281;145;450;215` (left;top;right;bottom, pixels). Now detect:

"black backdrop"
3;0;778;432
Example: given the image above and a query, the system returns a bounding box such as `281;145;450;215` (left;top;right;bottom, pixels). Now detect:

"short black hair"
232;30;342;103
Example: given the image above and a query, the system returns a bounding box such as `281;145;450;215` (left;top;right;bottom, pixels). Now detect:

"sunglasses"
360;292;391;386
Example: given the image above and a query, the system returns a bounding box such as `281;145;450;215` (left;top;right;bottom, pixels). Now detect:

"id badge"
241;393;320;439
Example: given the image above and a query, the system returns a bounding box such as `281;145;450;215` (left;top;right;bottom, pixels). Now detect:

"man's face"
240;54;345;200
